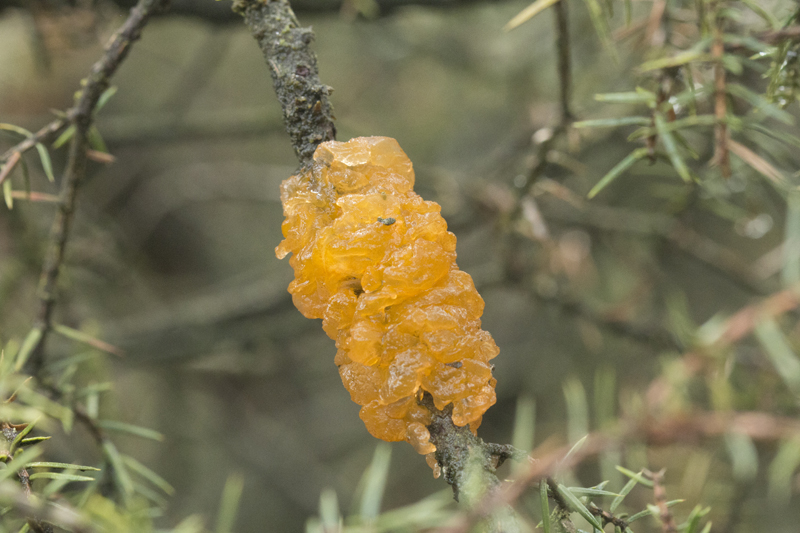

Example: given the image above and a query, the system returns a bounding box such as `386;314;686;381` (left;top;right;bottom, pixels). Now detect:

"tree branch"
234;0;336;166
25;0;170;372
440;405;800;532
0;118;70;170
553;0;573;125
712;11;731;178
233;3;525;521
0;0;518;23
646;283;800;408
645;469;677;533
422;394;521;533
0;482;92;532
2;424;54;532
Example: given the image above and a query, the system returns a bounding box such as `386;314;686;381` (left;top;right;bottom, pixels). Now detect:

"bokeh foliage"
1;0;800;531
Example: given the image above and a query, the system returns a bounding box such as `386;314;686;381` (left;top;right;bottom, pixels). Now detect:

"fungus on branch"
276;136;499;455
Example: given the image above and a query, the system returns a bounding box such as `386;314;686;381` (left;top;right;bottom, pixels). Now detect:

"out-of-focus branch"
0;482;92;532
439;407;800;532
0;0;517;23
26;0;170;373
234;0;336;166
0;119;69;168
725;26;800;50
538;197;768;295
714;286;800;346
553;0;573;125
712;12;731;178
531;289;680;350
480;184;766;353
647;284;800;406
2;424;54;532
509;0;574;205
646;469;677;533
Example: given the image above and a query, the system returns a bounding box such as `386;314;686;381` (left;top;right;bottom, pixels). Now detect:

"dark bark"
422;393;522;532
234;0;336;166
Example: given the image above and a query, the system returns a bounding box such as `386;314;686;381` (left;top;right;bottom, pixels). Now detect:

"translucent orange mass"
276;137;499;454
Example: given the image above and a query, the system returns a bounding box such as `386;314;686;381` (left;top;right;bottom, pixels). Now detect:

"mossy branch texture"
423;393;522;532
234;0;336;166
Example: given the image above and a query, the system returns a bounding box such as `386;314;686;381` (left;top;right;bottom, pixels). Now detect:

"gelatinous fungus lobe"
276;136;499;455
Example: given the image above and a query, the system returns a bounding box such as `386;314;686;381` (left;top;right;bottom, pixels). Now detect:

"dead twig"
421;392;521;533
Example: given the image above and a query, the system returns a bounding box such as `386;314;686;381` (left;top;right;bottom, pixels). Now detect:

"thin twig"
645;469;677;533
645;0;667;47
723;25;800;49
646;283;800;406
0;118;69;165
9;191;60;203
553;0;573;125
643;411;800;444
530;288;680;350
712;12;730;178
0;150;21;186
40;381;126;504
0;481;91;532
27;0;170;373
2;424;55;533
438;407;800;532
588;502;629;530
421;393;521;533
506;0;574;201
537;197;768;294
713;285;800;346
506;127;566;224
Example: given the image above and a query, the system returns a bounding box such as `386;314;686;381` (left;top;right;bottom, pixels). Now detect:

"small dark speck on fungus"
377;217;396;226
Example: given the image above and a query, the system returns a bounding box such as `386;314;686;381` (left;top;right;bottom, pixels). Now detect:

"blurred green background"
1;0;798;531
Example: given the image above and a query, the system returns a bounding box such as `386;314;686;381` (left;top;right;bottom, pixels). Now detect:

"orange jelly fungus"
276;137;499;454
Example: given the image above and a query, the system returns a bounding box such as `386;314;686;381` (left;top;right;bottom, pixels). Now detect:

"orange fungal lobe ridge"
276;136;498;454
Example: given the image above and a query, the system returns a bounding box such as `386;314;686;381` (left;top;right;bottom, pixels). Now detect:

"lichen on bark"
234;0;336;166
